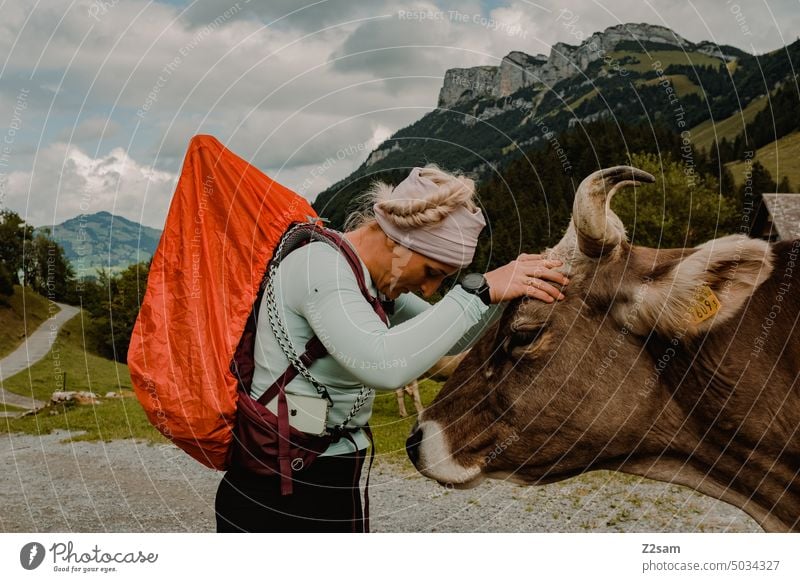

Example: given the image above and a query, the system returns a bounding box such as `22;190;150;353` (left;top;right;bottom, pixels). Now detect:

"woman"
215;165;568;532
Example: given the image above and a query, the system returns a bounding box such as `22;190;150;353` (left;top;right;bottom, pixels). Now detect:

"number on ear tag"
689;285;721;324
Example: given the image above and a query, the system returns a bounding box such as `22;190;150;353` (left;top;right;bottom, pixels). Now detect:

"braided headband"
372;168;486;268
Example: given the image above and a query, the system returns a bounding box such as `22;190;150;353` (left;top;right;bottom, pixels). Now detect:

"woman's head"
345;165;486;299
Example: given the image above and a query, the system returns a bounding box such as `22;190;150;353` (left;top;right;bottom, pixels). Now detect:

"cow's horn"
572;165;655;257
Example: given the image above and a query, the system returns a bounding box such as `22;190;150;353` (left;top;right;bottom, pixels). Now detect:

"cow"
396;381;424;418
406;166;800;532
395;353;468;417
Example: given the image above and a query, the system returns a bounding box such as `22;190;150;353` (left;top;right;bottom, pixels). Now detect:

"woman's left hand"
484;253;569;304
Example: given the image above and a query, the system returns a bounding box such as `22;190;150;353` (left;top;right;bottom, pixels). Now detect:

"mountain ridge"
35;211;161;277
312;22;800;228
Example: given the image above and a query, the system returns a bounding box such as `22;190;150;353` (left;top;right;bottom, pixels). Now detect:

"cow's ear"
613;235;774;338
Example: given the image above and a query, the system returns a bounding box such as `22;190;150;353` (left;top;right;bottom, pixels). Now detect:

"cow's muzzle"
405;419;484;487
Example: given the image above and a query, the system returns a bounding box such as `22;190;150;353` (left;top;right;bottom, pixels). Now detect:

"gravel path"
0;302;80;414
0;431;761;533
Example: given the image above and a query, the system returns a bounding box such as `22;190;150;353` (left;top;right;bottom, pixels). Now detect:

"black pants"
215;451;366;533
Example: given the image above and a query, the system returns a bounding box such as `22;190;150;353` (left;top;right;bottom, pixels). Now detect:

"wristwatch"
459;273;492;306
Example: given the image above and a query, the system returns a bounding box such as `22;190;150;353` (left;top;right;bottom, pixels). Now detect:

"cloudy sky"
0;0;797;229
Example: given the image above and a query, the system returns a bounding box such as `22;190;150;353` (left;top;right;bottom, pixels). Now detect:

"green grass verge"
0;402;25;414
690;94;770;152
0;285;55;358
1;398;168;443
726;130;800;188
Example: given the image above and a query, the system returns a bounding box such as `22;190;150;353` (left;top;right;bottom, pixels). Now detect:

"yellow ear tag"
689;285;721;324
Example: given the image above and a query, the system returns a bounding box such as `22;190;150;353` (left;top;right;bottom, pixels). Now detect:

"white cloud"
6;143;176;229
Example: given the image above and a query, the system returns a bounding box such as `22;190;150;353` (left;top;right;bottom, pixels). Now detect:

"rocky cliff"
438;23;698;108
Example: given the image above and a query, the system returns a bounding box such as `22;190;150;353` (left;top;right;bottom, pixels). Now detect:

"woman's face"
378;242;460;300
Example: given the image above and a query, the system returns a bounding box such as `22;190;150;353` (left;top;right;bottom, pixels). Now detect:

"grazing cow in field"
395;353;469;417
396;381;424;418
407;166;800;532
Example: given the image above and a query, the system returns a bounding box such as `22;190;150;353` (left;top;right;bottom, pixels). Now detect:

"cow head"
406;166;788;527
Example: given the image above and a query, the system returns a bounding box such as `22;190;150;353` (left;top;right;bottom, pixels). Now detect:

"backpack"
128;135;389;494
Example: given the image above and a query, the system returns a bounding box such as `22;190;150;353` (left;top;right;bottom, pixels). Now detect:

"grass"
726;130;800;188
2;308;134;402
565;88;599;111
690;94;770;151
639;74;702;98
1;304;443;458
0;402;25;414
368;379;442;460
1;308;160;443
606;50;723;74
0;285;55;358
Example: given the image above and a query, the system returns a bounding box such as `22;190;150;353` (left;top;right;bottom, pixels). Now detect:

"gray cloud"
1;0;798;229
180;0;390;31
57;116;121;142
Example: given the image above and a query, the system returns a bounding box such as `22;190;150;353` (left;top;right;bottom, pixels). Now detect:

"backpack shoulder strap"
312;227;393;325
255;222;392;405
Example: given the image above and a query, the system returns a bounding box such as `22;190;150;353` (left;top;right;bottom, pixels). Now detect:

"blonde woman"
215;165;569;532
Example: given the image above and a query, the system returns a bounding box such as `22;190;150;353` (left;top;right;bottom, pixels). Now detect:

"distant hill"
313;22;800;228
36;211;162;277
727;130;800;189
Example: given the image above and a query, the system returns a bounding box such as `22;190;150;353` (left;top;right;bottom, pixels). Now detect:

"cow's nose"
406;421;422;467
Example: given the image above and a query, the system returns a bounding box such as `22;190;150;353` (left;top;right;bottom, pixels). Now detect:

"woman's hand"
484;253;569;304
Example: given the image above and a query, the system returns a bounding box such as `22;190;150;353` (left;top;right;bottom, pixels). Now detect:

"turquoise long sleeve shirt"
250;240;504;455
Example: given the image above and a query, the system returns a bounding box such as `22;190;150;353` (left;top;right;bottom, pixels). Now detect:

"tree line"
0;208;148;364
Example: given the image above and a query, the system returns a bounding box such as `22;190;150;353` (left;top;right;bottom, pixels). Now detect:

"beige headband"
373;167;486;268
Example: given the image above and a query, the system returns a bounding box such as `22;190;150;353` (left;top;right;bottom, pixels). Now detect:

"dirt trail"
0;303;81;415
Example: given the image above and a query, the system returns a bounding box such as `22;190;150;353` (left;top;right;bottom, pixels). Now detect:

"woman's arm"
391;291;504;355
278;243;489;390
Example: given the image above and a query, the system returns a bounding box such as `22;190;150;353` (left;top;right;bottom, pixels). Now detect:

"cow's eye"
506;327;545;356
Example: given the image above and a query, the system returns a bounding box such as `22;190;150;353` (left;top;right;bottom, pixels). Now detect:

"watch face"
462;273;485;290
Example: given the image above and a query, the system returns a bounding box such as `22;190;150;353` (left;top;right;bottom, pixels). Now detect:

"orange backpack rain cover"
128;135;316;470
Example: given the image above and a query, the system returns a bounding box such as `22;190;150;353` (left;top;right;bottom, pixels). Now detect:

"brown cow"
407;166;800;532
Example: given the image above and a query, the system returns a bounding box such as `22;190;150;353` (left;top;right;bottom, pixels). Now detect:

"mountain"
36;211;162;277
313;23;800;228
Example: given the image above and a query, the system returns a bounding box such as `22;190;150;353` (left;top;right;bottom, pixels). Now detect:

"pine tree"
750;161;777;195
21;231;76;302
85;261;150;363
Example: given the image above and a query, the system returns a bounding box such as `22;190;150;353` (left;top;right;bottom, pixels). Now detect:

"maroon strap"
313;228;390;325
257;336;328;406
